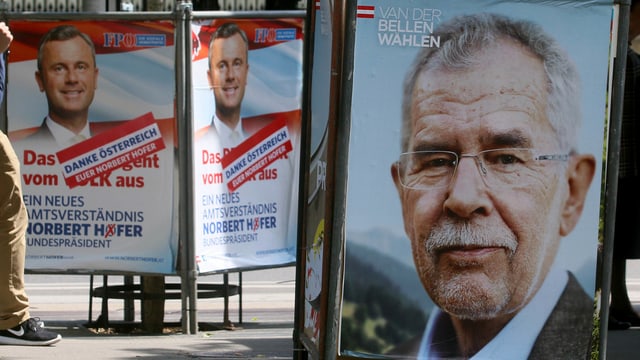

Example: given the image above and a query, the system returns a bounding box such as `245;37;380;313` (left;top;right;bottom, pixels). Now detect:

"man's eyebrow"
484;131;532;148
411;141;453;152
409;131;533;152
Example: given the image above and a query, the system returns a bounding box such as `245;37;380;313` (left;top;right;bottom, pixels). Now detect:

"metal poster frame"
1;3;188;329
599;3;630;359
188;8;306;332
293;0;337;358
0;2;306;335
302;1;629;359
293;0;317;357
292;0;355;358
5;12;178;275
189;10;304;276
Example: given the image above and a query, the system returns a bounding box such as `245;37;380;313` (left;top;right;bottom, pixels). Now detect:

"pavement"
0;267;304;360
0;264;639;359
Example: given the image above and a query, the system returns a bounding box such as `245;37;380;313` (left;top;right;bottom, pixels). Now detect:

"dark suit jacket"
17;120;59;150
29;121;55;140
388;273;593;359
24;120;96;150
527;273;593;359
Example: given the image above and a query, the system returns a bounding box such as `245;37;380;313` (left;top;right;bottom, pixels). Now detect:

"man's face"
207;33;249;118
35;36;98;123
393;39;573;321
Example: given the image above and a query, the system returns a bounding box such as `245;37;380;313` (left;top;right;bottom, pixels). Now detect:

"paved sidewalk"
2;268;301;360
2;265;640;359
0;320;303;360
608;325;640;360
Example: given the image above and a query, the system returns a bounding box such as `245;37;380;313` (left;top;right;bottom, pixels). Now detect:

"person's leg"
0;131;60;345
611;260;630;311
0;131;30;330
610;177;640;327
609;259;632;329
610;259;640;325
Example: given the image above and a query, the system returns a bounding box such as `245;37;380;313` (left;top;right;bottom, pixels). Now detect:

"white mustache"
426;219;518;255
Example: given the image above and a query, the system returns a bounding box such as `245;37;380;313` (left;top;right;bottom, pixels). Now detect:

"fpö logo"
254;28;297;43
103;33;167;48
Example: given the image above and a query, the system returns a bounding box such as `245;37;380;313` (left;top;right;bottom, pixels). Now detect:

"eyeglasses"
397;148;570;190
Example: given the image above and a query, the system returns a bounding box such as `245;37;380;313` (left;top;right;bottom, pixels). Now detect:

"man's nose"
66;69;79;82
225;68;235;81
443;157;492;218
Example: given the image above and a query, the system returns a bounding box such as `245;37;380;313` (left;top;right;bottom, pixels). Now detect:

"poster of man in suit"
339;0;613;357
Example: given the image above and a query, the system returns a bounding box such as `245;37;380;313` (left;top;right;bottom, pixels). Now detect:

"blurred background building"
0;0;305;12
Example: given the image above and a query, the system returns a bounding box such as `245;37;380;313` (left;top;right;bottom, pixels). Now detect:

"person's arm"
0;22;13;99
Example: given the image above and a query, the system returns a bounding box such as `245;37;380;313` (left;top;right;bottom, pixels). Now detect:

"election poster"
7;20;177;274
296;0;337;356
338;0;614;358
298;0;334;352
191;18;303;273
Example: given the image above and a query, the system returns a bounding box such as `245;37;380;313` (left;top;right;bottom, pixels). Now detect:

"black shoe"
608;315;632;331
0;318;61;346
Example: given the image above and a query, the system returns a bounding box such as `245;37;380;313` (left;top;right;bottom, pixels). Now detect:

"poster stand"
0;3;305;335
295;1;630;359
599;2;630;358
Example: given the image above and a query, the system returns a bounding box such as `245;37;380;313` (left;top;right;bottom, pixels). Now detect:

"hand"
0;22;13;54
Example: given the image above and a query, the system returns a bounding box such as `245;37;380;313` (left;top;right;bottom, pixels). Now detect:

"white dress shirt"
213;115;247;150
417;263;569;359
46;116;91;148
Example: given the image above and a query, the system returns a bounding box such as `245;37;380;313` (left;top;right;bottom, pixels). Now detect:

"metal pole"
600;2;630;358
176;0;198;335
323;0;354;357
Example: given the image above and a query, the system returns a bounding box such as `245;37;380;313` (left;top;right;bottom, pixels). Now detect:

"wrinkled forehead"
408;40;556;150
416;38;547;100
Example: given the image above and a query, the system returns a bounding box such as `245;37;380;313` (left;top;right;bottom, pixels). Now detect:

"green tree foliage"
341;252;427;355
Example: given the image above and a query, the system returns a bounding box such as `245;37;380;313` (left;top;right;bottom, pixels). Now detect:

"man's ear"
207;68;214;89
391;160;414;239
391;161;404;196
35;71;44;92
559;154;596;236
